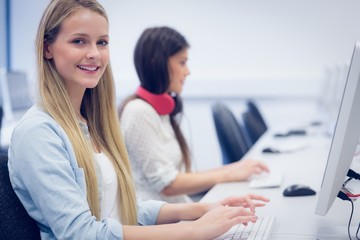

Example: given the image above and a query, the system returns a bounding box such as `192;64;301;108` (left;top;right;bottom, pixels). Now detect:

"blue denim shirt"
8;105;165;239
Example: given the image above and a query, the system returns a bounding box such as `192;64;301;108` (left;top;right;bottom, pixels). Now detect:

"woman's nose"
86;44;100;59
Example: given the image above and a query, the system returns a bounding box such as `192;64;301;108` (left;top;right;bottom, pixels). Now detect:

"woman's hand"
190;194;269;239
191;204;258;240
210;194;270;213
224;159;270;181
153;194;269;239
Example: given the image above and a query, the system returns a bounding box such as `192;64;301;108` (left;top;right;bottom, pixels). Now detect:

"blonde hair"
36;0;137;224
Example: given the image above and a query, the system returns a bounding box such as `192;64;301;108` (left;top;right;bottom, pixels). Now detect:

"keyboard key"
249;172;283;189
213;216;275;240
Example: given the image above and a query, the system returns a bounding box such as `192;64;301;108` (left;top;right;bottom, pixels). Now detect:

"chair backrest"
0;107;6;154
0;106;3;147
211;102;250;165
0;154;41;240
242;100;267;144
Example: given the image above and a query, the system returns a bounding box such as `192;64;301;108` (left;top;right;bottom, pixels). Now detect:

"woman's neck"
76;112;87;124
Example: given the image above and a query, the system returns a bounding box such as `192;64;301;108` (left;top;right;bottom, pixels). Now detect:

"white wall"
9;0;360;100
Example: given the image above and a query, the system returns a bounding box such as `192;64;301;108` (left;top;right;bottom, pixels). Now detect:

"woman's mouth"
78;65;99;72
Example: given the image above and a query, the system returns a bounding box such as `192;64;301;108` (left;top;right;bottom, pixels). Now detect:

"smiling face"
167;48;190;94
44;8;109;99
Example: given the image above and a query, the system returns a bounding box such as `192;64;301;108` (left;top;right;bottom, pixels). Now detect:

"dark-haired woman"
119;26;269;203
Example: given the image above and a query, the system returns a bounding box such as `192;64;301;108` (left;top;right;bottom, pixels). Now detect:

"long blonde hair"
36;0;137;224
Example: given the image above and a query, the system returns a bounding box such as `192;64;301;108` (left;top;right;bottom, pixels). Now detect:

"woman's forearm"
161;171;227;196
124;202;211;240
123;222;198;240
155;202;210;224
161;159;269;196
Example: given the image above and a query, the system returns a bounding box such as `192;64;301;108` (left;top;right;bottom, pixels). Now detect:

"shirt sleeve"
121;101;180;193
137;200;167;225
8;115;124;239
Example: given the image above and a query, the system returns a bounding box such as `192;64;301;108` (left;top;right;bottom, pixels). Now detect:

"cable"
337;191;354;240
347;198;354;240
342;169;360;239
348;169;360;180
346;193;360;198
344;177;354;187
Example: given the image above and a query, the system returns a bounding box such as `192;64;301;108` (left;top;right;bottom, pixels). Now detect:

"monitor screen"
315;41;360;216
0;71;33;122
7;71;33;111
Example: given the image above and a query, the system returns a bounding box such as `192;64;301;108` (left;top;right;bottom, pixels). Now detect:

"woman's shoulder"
122;98;158;117
120;98;164;130
16;105;57;128
12;105;63;139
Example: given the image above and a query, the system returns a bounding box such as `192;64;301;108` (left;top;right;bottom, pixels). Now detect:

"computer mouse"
262;147;281;154
273;129;307;137
288;129;307;136
283;184;316;197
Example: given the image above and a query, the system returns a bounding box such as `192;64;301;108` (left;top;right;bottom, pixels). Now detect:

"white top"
94;152;121;221
120;99;192;203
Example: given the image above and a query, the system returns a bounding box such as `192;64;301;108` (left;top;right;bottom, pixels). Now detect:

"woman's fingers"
225;206;258;226
248;193;270;202
222;194;270;207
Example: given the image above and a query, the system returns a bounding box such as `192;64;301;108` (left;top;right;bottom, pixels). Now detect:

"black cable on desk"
343;169;360;240
337;191;354;240
348;169;360;181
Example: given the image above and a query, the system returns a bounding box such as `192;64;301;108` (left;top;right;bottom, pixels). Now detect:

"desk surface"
201;129;360;239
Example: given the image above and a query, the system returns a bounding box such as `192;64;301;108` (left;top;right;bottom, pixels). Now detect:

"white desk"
201;129;360;239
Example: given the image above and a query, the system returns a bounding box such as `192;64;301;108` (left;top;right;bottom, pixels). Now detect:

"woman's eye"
97;40;109;46
72;39;85;45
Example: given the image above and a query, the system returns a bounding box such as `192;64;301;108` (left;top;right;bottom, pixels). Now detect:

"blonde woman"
8;0;269;239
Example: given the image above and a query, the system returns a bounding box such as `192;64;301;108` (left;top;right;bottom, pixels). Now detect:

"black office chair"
0;106;3;129
242;100;268;144
0;106;6;154
212;102;251;165
0;154;41;240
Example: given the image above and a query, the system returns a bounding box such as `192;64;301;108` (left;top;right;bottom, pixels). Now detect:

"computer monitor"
315;41;360;216
0;70;33;122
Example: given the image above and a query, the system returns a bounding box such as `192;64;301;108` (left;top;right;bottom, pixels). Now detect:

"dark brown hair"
119;26;191;171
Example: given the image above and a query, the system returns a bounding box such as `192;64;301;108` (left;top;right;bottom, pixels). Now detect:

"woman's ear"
44;42;53;59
